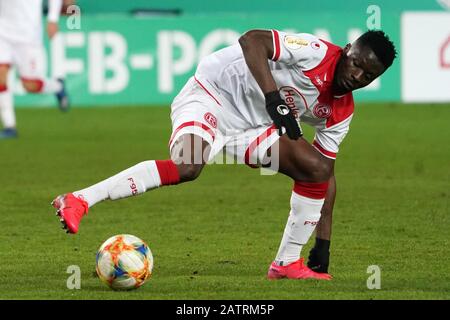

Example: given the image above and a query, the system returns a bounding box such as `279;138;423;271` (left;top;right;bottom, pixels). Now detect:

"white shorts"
0;36;46;79
169;77;280;167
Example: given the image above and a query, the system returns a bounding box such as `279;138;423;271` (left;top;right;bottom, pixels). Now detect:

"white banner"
401;12;450;102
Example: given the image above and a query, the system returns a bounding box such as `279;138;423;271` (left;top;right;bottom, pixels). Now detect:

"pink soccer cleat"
52;193;88;234
267;258;332;280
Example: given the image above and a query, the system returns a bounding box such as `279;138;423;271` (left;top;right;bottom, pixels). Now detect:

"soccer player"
0;0;69;139
52;29;396;280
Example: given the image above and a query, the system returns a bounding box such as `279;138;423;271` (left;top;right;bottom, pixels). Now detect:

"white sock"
42;78;62;93
0;89;16;129
274;192;324;266
73;161;163;208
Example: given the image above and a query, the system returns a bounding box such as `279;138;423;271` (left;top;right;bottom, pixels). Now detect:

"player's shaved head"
333;30;397;96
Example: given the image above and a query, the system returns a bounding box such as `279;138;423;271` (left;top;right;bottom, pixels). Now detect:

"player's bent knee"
177;163;204;182
309;159;333;182
21;79;44;93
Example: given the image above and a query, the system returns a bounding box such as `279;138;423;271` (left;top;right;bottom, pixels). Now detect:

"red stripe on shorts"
244;125;277;168
312;140;337;159
169;121;215;147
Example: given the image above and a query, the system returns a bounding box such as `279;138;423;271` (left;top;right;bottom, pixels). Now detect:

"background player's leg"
17;44;69;111
72;133;210;208
21;78;61;93
0;65;17;138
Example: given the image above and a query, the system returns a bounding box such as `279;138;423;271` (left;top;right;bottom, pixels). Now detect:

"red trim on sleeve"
155;160;180;186
194;76;221;106
245;125;278;168
0;84;7;92
313;140;337;159
293;181;329;199
271;30;281;61
169;121;215;147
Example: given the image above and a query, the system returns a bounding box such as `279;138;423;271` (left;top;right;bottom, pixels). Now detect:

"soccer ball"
95;234;153;290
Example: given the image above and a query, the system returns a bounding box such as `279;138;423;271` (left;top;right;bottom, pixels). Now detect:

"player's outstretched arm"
239;30;301;140
316;174;336;241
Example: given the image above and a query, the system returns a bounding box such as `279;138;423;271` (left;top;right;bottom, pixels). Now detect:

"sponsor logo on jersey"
304;220;319;226
279;86;305;119
312;103;332;118
204;112;217;128
284;36;309;50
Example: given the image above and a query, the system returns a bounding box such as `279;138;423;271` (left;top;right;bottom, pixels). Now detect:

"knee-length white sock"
42;78;62;93
0;88;15;129
73;160;180;207
274;181;329;266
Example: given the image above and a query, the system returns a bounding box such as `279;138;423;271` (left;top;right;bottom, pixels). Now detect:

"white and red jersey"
194;30;354;160
0;0;62;44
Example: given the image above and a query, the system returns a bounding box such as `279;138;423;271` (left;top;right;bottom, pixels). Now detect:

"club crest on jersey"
312;103;332;119
204;112;217;128
284;36;309;50
311;41;321;50
279;86;305;119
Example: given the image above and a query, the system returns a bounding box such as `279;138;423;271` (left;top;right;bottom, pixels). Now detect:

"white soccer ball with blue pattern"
96;234;153;290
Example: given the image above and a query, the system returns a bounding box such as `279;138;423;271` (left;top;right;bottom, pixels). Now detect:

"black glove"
307;238;330;273
265;91;302;140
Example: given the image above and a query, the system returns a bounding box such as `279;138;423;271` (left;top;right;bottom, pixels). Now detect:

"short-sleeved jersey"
0;0;62;45
194;30;354;159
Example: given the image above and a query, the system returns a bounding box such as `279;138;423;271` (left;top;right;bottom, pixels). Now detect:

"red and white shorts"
169;77;280;167
0;35;46;79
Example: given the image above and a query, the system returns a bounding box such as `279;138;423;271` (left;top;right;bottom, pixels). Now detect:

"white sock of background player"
23;78;62;93
0;86;16;129
42;78;63;93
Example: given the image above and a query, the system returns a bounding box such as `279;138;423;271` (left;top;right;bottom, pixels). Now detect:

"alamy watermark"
366;5;381;30
66;265;81;289
66;5;82;30
366;265;381;289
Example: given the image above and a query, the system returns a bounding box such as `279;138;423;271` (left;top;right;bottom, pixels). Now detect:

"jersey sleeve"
313;115;353;159
312;92;355;160
271;29;327;70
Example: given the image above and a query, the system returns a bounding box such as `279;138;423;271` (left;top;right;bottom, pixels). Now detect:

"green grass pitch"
0;103;449;299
